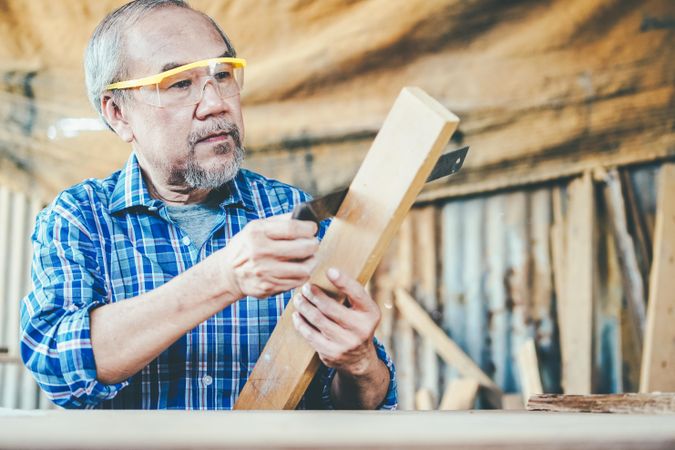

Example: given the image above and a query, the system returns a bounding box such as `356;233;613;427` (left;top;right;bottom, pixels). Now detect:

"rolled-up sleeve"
20;195;127;408
314;337;398;410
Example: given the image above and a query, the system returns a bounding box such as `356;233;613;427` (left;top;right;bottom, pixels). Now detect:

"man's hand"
217;215;319;300
292;268;390;409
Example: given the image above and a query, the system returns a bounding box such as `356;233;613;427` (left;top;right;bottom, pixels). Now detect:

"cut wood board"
234;87;459;409
516;338;543;404
560;172;595;394
640;163;675;393
439;378;479;410
527;393;675;415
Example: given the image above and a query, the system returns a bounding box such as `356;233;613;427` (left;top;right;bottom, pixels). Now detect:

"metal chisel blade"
292;146;469;224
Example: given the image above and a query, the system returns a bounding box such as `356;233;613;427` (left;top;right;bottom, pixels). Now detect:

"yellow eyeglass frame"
105;57;247;90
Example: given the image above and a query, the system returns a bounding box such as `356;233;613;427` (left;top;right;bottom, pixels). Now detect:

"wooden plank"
413;206;440;405
640;163;675;393
516;338;543;404
393;216;416;410
596;200;625;393
394;288;501;395
234;87;459;410
415;388;434;411
502;394;525;410
439;378;479;411
561;172;595;394
595;168;646;347
619;168;652;286
528;393;675;415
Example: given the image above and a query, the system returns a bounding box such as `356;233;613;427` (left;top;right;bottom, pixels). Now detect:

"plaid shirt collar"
109;152;257;214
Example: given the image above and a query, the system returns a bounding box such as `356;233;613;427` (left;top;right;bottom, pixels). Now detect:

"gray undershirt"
165;201;223;250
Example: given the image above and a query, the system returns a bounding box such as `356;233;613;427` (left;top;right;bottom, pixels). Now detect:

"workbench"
1;410;673;449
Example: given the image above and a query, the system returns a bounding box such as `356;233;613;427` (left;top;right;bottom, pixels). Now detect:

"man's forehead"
124;7;229;76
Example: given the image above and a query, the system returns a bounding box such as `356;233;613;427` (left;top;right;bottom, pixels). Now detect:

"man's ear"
101;93;134;143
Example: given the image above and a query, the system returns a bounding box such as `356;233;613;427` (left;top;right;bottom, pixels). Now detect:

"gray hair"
84;0;236;129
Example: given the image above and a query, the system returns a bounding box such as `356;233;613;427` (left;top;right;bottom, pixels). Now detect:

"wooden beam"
560;172;595;394
516;338;543;404
394;288;501;396
234;87;459;409
439;378;479;411
640;163;675;393
527;393;675;415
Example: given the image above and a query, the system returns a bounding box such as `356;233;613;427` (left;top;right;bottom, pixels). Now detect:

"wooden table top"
1;409;674;449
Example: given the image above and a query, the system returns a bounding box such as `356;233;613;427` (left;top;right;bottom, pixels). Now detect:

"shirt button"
182;236;191;246
202;375;213;386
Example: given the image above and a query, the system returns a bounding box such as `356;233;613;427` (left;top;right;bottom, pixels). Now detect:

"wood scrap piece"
235;87;459;410
415;388;434;411
527;393;675;414
502;394;525;410
439;378;479;410
640;163;675;393
394;288;502;404
516;338;543;404
561;172;595;394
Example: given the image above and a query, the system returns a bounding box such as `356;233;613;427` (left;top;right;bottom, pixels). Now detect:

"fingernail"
293;295;301;307
302;283;311;297
327;267;339;280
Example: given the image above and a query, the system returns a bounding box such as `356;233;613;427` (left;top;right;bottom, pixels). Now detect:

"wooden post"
561;172;595;394
235;87;459;410
640;164;675;393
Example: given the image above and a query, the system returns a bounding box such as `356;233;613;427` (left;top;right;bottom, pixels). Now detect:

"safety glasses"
105;57;246;108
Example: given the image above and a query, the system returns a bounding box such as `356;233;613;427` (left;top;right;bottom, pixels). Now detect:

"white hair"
84;0;236;129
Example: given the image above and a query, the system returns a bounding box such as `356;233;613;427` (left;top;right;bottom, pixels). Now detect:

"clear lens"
138;62;244;107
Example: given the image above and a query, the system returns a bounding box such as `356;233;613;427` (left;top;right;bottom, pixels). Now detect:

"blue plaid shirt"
20;152;397;410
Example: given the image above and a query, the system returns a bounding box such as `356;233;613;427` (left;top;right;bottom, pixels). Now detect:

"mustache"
188;119;242;149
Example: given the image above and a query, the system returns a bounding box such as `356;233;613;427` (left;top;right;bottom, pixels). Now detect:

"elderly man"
20;0;396;410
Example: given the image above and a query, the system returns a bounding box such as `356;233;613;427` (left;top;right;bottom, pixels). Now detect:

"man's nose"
195;78;229;118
